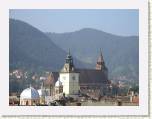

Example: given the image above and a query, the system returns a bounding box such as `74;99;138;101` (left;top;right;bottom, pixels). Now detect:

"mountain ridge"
47;28;138;38
46;28;139;81
9;19;85;71
9;18;139;82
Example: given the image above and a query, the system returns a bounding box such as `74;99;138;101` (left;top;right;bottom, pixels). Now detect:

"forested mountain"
9;19;139;81
9;19;84;72
47;28;139;81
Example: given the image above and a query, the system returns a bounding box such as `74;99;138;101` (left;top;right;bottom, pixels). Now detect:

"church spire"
96;48;106;70
99;48;104;63
65;48;73;64
61;48;75;72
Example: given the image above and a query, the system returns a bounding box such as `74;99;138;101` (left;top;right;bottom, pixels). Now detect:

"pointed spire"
66;48;73;63
61;48;75;72
98;48;104;63
66;48;71;58
100;48;102;54
100;48;102;57
96;48;106;70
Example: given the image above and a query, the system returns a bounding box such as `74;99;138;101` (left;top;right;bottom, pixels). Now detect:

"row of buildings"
16;50;135;106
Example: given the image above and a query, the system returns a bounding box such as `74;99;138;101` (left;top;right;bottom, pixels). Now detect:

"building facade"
60;50;80;95
43;49;110;97
20;86;40;106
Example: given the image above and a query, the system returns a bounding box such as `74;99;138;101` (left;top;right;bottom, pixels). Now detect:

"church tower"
61;49;75;72
96;49;107;71
60;49;80;95
96;49;108;80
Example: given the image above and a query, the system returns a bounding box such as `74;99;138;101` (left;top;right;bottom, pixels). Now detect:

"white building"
37;83;46;104
55;78;63;94
43;49;110;98
20;86;40;106
60;50;80;95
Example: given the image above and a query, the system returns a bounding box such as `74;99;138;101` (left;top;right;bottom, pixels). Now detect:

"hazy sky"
10;9;138;36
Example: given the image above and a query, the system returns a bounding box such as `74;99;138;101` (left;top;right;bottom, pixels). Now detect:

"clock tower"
60;50;80;95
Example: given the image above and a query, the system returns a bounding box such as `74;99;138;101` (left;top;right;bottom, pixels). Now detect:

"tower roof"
97;48;104;63
61;49;75;72
65;49;73;63
96;48;107;70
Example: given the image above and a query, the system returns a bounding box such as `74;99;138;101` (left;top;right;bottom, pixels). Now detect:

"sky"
9;9;139;36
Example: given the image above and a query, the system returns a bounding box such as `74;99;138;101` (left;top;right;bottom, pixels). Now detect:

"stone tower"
60;49;80;95
96;49;108;80
96;49;107;71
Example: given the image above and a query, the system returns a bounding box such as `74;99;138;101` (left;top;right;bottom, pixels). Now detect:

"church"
19;49;111;105
44;49;111;97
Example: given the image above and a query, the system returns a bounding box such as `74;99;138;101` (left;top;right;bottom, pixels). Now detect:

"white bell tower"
59;49;79;95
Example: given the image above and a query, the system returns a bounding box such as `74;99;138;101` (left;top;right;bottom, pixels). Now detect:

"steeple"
65;48;73;65
98;48;104;63
61;48;75;72
96;48;106;70
60;48;80;95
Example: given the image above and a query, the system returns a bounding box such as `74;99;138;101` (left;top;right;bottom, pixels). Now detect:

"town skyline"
9;9;139;106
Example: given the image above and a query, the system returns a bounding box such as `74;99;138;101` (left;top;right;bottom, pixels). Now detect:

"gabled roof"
77;69;109;84
44;72;59;86
44;69;109;86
